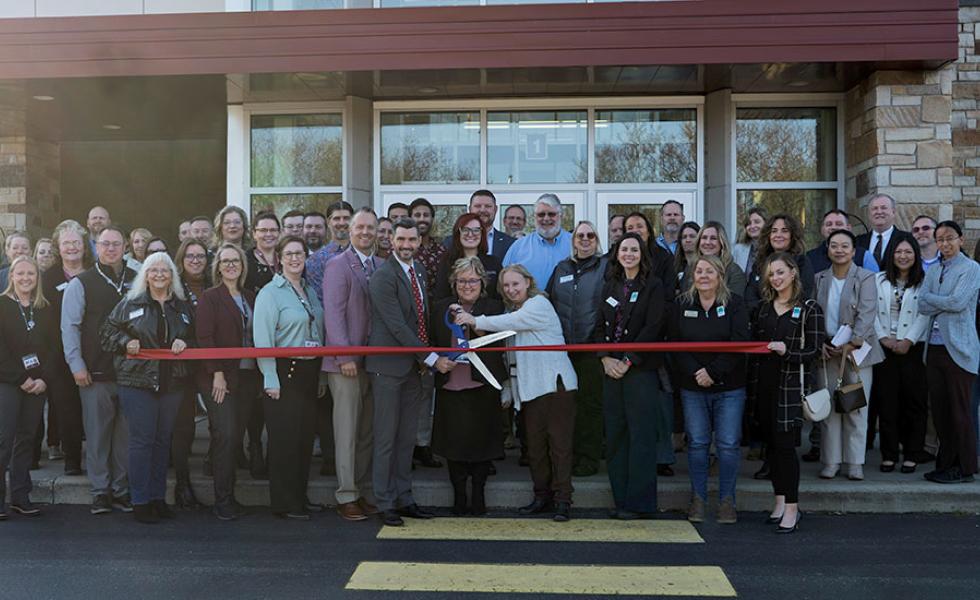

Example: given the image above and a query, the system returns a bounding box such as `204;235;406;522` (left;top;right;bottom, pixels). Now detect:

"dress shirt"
870;225;895;262
305;240;348;303
502;229;572;289
395;256;439;367
656;234;678;255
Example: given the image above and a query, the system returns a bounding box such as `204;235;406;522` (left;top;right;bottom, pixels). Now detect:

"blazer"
814;263;884;368
873;273;930;344
490;228;516;262
429;295;508;390
918;252;980;373
195;284;257;391
592;273;666;370
856;227;911;268
365;256;432;377
322;247;376;372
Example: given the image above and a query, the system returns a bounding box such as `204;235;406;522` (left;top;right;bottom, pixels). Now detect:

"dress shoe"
879;461;895;473
133;504;159;524
413;446;443;468
753;462;771;480
553;502;571;522
152;500;175;519
337;501;368;521
615;510;656;521
518;498;553;515
819;464;840;479
847;465;865;481
925;468;973;484
357;497;380;516
305;498;326;513
775;512;801;534
381;510;404;527
900;462;917;474
397;504;435;519
656;464;674;477
801;447;821;463
687;496;705;523
174;479;202;510
213;503;239;521
912;450;936;464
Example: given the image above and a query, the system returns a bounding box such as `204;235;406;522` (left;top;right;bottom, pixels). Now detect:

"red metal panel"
0;0;958;79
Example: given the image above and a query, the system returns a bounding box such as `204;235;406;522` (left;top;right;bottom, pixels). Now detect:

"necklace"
16;298;35;331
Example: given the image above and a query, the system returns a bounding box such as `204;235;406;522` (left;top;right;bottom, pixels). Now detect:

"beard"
537;225;561;240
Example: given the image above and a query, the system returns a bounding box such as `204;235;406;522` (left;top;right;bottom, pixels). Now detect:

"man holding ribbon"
367;218;456;527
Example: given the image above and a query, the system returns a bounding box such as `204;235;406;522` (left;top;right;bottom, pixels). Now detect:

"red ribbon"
135;341;771;361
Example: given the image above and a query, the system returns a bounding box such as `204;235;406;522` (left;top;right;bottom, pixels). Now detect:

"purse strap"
836;348;864;387
798;302;829;394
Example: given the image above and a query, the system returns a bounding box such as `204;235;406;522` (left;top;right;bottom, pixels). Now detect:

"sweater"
918;252;980;373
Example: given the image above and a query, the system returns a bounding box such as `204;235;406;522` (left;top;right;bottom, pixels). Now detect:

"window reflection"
595;109;696;183
736;107;836;182
250;114;342;188
251;193;343;222
487;111;587;185
736;189;836;250
380;112;480;185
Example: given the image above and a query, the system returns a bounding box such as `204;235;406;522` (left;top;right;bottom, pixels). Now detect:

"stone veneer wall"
953;5;980;251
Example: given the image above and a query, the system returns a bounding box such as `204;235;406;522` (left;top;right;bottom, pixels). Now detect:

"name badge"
22;354;40;370
304;340;319;348
683;310;699;318
629;291;639;303
716;305;726;317
606;296;619;308
181;313;190;325
792;307;802;319
559;274;574;284
128;308;145;320
56;282;68;292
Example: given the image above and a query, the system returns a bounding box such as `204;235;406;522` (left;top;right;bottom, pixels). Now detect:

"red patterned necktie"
408;265;429;345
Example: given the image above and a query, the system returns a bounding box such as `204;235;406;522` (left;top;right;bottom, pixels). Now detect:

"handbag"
833;351;867;413
797;304;831;422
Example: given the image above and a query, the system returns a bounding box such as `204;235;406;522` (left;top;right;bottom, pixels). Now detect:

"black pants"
207;369;260;507
265;359;318;514
172;385;199;481
769;428;801;503
926;345;979;476
48;366;83;467
875;344;928;462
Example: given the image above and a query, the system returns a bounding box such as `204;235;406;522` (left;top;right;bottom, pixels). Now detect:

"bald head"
87;206;110;237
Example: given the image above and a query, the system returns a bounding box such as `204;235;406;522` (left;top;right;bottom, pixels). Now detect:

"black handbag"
833;352;867;413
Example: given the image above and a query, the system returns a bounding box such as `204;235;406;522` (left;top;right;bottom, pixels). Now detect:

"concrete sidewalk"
23;420;980;515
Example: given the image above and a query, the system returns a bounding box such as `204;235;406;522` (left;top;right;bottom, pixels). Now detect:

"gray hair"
868;193;896;210
128;251;186;301
535;193;561;210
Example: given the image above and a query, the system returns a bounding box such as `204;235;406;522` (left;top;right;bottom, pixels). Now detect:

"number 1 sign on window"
525;132;548;161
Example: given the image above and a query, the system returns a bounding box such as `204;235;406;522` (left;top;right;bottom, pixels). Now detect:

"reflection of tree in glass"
250;193;342;224
432;205;468;240
591;121;697;184
609;203;666;238
736;189;835;250
251;116;342;187
381;131;478;184
505;204;576;236
736;118;821;183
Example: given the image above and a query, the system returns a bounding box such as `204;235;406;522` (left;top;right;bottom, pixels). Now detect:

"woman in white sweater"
453;264;579;522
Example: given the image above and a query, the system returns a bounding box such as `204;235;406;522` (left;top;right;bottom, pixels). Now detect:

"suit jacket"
365;256;432;377
814;263;884;368
322;247;376;372
856;228;911;268
195;284;257;391
490;228;516;262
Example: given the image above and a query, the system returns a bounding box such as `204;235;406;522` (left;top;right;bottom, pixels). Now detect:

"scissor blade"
466;352;502;390
467;330;516;349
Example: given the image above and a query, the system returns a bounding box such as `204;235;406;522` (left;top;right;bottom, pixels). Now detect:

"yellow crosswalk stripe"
376;517;704;544
346;562;736;596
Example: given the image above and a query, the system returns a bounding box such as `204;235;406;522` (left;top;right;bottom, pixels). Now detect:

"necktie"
873;233;883;265
407;266;429;345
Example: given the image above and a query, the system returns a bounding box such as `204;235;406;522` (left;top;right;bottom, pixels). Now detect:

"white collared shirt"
353;247;375;272
486;229;496;255
871;225;895;258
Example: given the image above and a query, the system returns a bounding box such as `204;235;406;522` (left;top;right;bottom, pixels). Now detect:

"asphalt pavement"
0;505;977;600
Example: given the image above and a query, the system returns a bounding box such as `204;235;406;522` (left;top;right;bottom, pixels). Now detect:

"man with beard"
188;216;213;245
502;193;572;287
303;211;327;253
86;206;111;256
410;198;446;294
655;200;684;255
607;214;625;246
466;190;515;261
306;200;354;303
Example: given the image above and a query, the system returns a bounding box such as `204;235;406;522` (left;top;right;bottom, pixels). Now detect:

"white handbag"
796;305;831;422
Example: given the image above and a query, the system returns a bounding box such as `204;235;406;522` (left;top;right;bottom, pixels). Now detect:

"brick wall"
0;83;27;239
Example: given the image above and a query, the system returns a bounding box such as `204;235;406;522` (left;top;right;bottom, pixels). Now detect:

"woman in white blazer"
873;237;930;473
453;264;579;522
814;230;884;481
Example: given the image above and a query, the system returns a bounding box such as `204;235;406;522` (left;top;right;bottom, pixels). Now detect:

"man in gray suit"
367;218;455;527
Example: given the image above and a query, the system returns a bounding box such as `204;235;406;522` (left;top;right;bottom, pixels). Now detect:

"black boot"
448;461;468;516
470;462;491;516
249;442;268;480
174;476;202;510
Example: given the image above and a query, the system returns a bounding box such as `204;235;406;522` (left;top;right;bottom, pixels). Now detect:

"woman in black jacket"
593;233;666;519
744;214;816;310
433;212;502;302
431;257;508;516
668;255;749;525
0;256;56;519
101;252;194;524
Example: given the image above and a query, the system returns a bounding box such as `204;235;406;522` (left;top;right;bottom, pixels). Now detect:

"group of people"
0;190;977;533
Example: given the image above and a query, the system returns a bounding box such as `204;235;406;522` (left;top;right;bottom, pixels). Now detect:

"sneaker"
687;496;705;523
47;446;65;461
819;464;840;479
10;501;41;517
213;503;239;521
91;494;112;515
112;494;134;513
847;465;865;481
717;498;737;524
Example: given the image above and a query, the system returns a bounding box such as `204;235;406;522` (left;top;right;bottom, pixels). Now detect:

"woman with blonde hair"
733;207;768;275
212;205;251;250
101;252;195;523
678;222;748;298
126;228;153;270
33;238;56;272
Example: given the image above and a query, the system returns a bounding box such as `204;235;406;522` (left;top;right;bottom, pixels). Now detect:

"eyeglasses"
218;259;242;267
912;225;933;233
282;251;306;259
254;228;280;235
459;227;482;236
60;240;83;248
185;254;207;262
98;241;123;249
535;211;558;219
575;232;596;240
456;278;482;287
935;235;960;245
147;268;170;276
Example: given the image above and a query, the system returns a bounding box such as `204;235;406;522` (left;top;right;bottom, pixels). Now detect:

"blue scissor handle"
441;308;468;361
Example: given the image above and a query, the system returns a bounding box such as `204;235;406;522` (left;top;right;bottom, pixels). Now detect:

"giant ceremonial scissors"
441;308;515;391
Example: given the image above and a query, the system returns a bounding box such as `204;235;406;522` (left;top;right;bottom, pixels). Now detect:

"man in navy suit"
463;190;516;261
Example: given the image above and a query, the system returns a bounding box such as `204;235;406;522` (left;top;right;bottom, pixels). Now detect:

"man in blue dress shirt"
502;193;571;288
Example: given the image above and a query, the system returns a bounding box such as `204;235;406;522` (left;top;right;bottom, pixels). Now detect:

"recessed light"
417;87;439;94
32;95;55;101
102;124;122;130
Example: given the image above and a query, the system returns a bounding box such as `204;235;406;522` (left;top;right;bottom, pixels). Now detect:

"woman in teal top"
254;235;325;520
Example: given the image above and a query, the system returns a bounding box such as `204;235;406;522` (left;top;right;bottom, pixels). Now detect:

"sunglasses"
575;232;596;240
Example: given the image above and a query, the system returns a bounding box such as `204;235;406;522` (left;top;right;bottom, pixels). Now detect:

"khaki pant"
819;360;873;467
328;370;374;505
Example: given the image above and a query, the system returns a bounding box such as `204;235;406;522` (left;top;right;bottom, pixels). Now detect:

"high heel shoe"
766;512;784;525
775;512;801;534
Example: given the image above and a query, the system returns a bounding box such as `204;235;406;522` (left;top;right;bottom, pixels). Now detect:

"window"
380;112;480;185
595;109;697;183
487;111;588;185
250;193;343;222
735;106;839;249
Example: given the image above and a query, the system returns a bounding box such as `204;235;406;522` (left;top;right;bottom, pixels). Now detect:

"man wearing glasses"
61;225;137;516
502;193;572;288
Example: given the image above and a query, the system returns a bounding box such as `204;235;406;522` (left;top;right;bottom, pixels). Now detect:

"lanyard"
95;263;125;296
17;301;35;331
288;282;316;338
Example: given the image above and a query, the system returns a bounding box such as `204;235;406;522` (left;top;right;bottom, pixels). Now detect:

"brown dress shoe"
357;497;380;516
337;501;368;521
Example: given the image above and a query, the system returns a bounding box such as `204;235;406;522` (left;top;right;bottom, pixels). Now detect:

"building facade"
0;0;975;251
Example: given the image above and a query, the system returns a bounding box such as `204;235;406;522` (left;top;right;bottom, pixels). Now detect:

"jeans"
681;388;746;502
117;386;182;505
